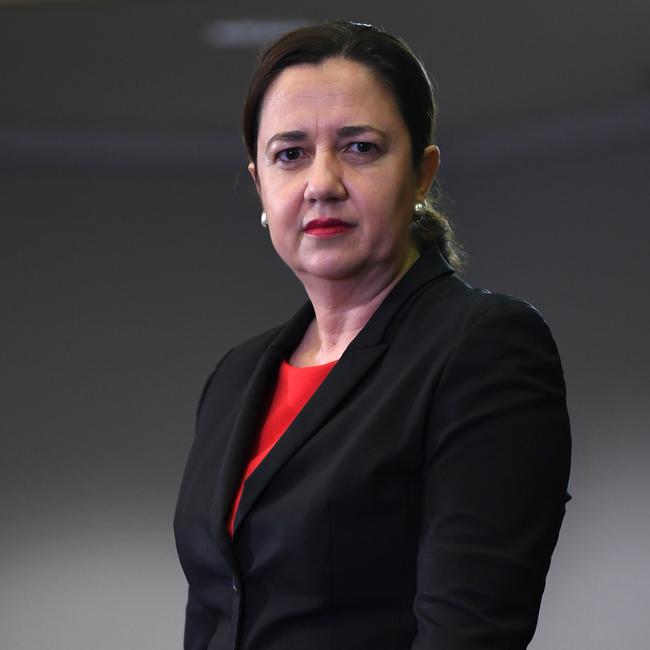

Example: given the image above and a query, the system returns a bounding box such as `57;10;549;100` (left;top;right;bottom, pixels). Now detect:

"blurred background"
1;1;648;648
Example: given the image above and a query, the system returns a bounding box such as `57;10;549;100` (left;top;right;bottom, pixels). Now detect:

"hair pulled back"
243;20;465;270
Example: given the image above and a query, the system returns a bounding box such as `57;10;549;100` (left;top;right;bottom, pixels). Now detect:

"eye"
343;141;381;162
277;147;304;163
345;141;378;154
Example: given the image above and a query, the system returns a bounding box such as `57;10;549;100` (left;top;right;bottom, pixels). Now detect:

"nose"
303;150;347;203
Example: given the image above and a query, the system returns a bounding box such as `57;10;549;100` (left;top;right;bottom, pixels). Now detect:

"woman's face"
250;58;438;286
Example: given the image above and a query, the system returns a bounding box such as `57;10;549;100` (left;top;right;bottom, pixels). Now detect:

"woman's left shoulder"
457;287;562;357
467;288;553;332
414;275;559;351
426;284;567;396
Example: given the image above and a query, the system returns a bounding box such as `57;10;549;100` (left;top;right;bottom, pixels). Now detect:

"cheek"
261;176;305;219
358;175;413;228
364;159;414;201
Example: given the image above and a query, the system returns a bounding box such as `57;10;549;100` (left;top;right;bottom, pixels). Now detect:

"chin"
294;256;367;283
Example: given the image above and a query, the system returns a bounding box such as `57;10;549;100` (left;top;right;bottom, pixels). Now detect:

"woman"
174;21;571;650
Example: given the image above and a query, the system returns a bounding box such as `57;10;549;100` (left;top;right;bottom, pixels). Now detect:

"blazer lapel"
208;345;281;562
231;246;454;537
232;342;388;536
208;303;315;557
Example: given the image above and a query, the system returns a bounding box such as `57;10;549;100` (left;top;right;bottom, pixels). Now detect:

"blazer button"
232;577;239;593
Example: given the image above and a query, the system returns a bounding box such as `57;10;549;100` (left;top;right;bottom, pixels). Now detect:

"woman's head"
243;20;465;272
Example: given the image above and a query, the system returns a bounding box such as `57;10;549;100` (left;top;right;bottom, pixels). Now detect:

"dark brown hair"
243;20;465;270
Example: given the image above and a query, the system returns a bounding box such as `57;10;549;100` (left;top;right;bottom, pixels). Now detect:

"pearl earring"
260;211;268;228
414;201;427;218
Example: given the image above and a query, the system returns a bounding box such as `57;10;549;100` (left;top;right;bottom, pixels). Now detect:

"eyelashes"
277;147;304;163
344;142;378;154
275;142;381;166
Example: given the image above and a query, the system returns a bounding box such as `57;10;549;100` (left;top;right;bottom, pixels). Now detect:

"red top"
227;358;336;536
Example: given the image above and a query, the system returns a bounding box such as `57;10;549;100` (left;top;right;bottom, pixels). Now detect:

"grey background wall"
1;2;649;648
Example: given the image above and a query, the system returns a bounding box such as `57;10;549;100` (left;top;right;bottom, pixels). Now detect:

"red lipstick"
304;218;354;238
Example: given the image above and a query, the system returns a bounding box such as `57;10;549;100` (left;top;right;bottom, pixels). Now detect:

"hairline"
252;55;418;166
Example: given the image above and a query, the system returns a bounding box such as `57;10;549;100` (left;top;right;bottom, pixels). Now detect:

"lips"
304;218;355;238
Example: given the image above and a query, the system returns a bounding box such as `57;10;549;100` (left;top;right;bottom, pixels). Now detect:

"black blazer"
174;247;571;650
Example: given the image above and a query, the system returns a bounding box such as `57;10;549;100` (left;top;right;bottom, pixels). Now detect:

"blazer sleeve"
412;299;571;650
178;348;234;650
183;587;218;650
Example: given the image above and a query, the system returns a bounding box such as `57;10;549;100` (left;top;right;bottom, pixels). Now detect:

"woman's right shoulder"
212;323;282;370
197;324;283;403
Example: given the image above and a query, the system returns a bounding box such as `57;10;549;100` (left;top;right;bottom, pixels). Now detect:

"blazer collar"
267;244;455;355
213;246;454;547
346;245;454;349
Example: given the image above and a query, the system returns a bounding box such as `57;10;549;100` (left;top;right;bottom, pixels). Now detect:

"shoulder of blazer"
194;325;284;429
405;259;552;334
389;270;562;387
193;300;314;424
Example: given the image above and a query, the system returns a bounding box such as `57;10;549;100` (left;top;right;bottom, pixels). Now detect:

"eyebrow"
338;125;386;139
265;130;307;152
264;125;387;153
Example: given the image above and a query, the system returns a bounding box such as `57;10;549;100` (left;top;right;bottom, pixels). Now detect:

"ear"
415;145;441;200
248;161;260;193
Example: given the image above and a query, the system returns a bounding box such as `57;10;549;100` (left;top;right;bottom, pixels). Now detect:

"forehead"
257;58;403;136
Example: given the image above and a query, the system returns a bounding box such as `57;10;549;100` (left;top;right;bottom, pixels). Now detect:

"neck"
289;250;418;366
